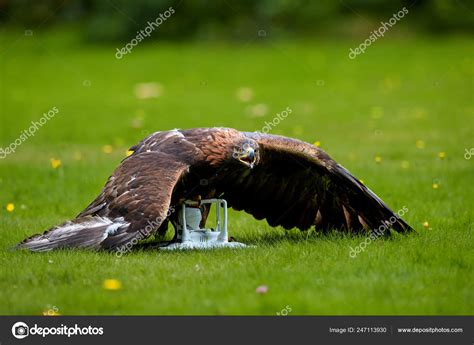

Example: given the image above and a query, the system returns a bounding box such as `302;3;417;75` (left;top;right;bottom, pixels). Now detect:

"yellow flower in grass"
103;279;122;291
416;140;426;149
6;203;15;212
313;141;321;148
423;221;430;229
102;145;113;154
438;151;446;160
432;183;439;189
374;156;382;163
50;158;61;169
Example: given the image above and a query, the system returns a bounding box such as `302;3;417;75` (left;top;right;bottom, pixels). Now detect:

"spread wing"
81;151;189;250
219;133;412;233
18;131;198;252
77;130;202;250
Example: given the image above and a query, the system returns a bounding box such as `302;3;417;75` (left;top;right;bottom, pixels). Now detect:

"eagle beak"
237;147;256;169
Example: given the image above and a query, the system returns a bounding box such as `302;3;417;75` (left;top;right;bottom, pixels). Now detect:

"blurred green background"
2;0;474;41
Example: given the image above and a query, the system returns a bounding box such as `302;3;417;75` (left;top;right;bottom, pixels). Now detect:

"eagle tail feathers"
16;216;129;252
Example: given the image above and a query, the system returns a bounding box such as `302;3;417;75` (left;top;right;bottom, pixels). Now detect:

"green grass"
0;30;473;315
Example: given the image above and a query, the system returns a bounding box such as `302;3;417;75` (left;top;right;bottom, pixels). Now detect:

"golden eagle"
17;128;412;251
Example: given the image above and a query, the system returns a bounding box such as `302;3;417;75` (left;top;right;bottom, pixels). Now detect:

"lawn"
0;30;472;315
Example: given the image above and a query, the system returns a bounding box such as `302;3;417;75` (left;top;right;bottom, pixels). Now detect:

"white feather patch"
48;217;128;240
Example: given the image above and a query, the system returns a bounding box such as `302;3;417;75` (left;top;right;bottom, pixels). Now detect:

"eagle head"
233;140;260;169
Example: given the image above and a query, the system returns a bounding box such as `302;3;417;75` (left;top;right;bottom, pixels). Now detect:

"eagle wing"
18;131;198;251
219;133;412;233
86;151;189;249
78;130;204;249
